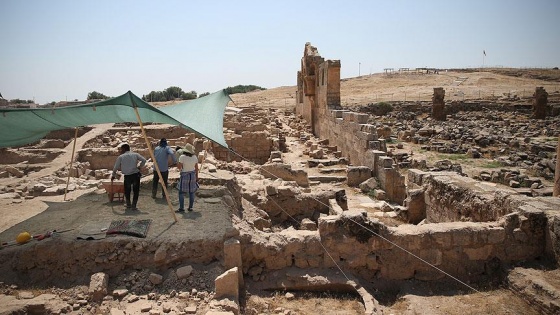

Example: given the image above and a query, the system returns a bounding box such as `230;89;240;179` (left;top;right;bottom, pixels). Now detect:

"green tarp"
0;90;231;148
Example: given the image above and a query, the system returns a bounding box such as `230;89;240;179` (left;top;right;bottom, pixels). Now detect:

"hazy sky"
1;0;559;104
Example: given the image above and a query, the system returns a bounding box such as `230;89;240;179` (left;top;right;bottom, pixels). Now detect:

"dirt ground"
0;69;558;314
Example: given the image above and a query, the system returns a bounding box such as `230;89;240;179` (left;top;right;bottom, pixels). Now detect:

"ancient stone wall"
294;44;407;204
44;128;92;141
408;170;519;223
0;237;223;287
213;131;272;165
0;149;65;165
407;169;560;262
295;43;341;137
315;60;341;137
240;208;549;282
317;109;406;204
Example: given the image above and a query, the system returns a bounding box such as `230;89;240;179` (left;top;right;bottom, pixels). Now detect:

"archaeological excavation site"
0;43;559;314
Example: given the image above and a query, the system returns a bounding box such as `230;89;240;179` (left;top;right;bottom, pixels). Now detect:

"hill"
230;69;560;109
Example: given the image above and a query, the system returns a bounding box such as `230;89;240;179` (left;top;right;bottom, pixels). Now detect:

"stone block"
328;199;344;215
149;273;163;285
89;272;109;302
270;151;282;159
355;113;369;124
464;245;493;260
331;110;346;118
379;156;393;168
265;255;289;269
407;169;427;186
265;185;278;196
347;166;372;187
357;131;376;141
486;227;505;244
342;112;355;122
374;189;386;200
176;265;193;279
260;163;309;187
310;149;324;159
359;177;379;192
277;185;298;197
224;238;242;270
300;218;317;230
215;267;239;302
404;188;426;224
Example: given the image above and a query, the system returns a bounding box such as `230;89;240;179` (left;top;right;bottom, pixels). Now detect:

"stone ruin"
533;86;549;119
0;44;559;314
432;87;446;121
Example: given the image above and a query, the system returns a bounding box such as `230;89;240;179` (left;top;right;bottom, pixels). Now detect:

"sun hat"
184;143;196;155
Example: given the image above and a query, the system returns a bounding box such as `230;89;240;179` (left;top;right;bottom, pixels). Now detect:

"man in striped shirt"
112;143;147;210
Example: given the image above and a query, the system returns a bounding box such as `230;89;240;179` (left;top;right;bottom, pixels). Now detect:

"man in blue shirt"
152;138;177;199
112;143;147;210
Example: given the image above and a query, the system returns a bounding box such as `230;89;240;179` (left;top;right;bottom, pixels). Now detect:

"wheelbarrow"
101;180;125;202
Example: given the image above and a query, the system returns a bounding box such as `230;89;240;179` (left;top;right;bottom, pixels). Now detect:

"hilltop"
230;68;560;109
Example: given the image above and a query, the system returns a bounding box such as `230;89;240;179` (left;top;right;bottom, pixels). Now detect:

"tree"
199;92;210;98
10;99;33;104
181;90;197;100
165;86;184;100
87;91;109;100
224;85;266;95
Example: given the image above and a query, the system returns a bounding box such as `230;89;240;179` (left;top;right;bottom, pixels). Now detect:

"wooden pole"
64;128;79;201
131;99;178;222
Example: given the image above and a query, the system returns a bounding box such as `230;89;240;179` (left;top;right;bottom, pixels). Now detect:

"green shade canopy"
0;90;231;148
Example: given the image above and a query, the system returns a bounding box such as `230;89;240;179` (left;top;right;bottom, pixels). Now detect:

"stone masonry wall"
317;109;406;204
213;131;272;165
0;237;223;287
240;209;549;283
241;167;560;282
407;169;560;263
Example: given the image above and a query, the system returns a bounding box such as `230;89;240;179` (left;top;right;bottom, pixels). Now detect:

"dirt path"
2;123;113;187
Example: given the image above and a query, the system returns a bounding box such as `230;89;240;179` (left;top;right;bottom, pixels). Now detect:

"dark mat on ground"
106;219;152;238
76;222;109;240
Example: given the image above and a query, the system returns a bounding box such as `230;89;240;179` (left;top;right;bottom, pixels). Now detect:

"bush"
224;85;266;95
377;102;393;114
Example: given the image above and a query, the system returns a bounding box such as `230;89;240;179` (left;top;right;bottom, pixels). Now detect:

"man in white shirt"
112;143;147;210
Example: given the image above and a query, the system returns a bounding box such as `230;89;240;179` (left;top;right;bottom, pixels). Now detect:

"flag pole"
64;127;79;201
130;94;178;222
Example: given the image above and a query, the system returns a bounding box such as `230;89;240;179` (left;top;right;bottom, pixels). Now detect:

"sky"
1;0;559;105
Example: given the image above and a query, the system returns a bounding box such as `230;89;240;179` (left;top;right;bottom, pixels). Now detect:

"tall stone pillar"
554;137;560;197
432;87;446;121
532;87;548;119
